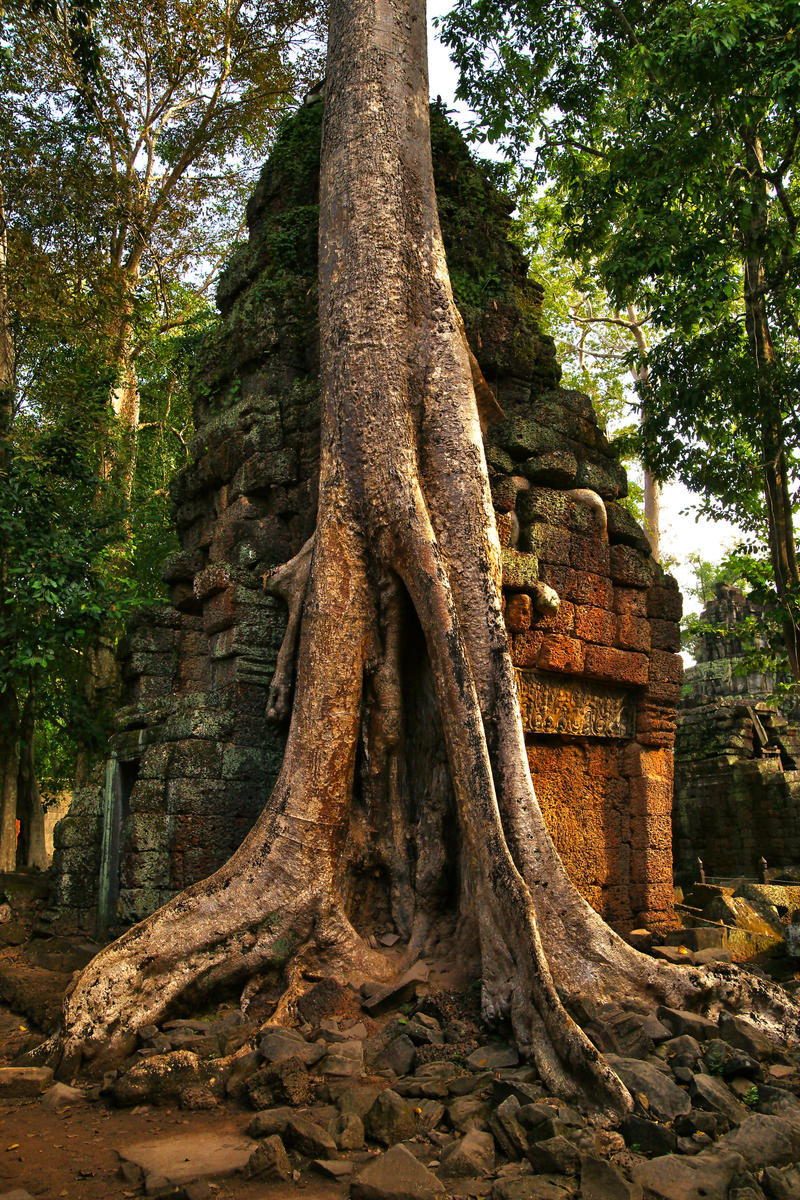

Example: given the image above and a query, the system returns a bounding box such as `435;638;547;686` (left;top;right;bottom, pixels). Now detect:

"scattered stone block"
688;1074;747;1126
319;1039;365;1077
377;1034;417;1075
489;1095;527;1159
41;1082;85;1109
631;1149;744;1200
581;1155;642;1200
334;1111;366;1149
0;1067;53;1097
362;963;430;1015
526;1136;581;1175
246;1056;314;1108
246;1134;291;1180
337;1082;385;1118
468;1043;519;1070
622;1114;677;1157
605;1056;691;1122
259;1026;324;1066
491;1178;574;1200
656;1007;719;1042
449;1094;493;1132
716;1113;800;1169
351;1143;446;1200
313;1159;354;1179
439;1129;496;1177
364;1088;417;1145
245;1105;293;1138
117;1131;255;1185
286;1114;338;1158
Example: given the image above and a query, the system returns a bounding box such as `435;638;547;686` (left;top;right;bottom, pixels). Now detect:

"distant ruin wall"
52;102;681;936
675;584;800;878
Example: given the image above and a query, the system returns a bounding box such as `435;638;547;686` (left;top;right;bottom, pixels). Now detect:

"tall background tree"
442;0;800;672
0;0;323;865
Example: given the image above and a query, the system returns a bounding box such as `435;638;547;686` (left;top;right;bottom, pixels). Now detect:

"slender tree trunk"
105;270;140;506
75;266;141;786
627;306;660;562
0;685;19;873
17;690;47;870
54;0;800;1113
744;136;800;678
0;173;20;872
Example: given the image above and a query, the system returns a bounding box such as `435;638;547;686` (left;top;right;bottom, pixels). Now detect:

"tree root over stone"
50;0;800;1124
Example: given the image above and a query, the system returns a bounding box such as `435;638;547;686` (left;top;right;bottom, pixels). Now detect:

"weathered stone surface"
491;1178;574;1200
259;1026;323;1066
0;1067;53;1097
581;1155;642;1200
716;1113;800;1168
377;1034;417;1075
351;1144;446;1200
334;1111;366;1150
338;1082;385;1118
117;1131;255;1185
246;1134;291;1180
631;1150;744;1200
246;1056;314;1108
41;1082;87;1109
439;1129;496;1178
319;1039;365;1077
622;1115;677;1157
467;1043;519;1071
364;1089;417;1145
286;1115;338;1158
449;1094;493;1132
245;1106;293;1138
605;1057;691;1122
112;1051;214;1107
489;1095;528;1159
688;1074;747;1125
526;1136;581;1175
313;1159;354;1179
656;1007;718;1043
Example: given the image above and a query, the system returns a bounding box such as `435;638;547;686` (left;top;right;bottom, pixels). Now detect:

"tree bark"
627;306;660;562
744;134;800;678
54;0;800;1115
0;685;19;873
0;173;20;872
16;690;47;870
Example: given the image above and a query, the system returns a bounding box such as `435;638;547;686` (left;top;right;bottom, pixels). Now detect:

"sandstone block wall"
675;584;800;879
52;102;681;936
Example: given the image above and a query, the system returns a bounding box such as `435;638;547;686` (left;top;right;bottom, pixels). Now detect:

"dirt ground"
0;1090;353;1200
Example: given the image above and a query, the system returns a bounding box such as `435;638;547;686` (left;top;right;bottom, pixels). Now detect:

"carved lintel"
515;669;635;739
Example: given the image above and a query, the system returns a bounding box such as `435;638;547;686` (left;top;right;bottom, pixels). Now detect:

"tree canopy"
442;0;800;672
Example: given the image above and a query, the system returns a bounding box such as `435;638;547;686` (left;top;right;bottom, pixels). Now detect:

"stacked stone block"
486;389;681;932
674;584;800;879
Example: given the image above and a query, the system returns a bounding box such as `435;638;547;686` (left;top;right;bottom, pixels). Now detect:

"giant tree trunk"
56;0;800;1117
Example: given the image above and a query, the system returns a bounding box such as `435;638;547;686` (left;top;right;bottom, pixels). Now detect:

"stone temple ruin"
51;102;683;939
675;583;800;881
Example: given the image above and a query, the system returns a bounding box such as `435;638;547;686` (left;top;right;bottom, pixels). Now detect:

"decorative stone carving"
515;670;635;740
